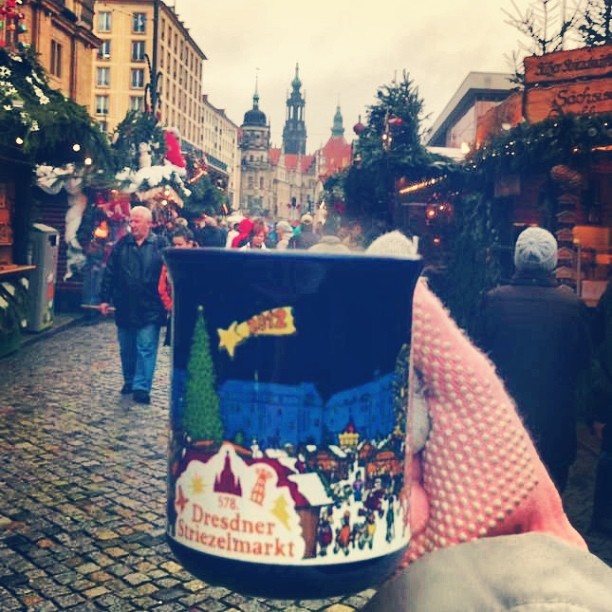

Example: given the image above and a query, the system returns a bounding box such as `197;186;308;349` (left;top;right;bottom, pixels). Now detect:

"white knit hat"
514;227;558;273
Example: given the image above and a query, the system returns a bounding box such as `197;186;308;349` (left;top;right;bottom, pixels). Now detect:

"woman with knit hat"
479;226;592;493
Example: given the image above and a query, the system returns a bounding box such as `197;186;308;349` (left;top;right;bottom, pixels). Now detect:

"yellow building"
92;0;205;152
201;95;241;211
20;0;100;106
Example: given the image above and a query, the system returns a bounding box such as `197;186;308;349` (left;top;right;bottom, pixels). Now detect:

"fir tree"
503;0;581;84
183;306;224;443
577;0;612;45
341;72;451;231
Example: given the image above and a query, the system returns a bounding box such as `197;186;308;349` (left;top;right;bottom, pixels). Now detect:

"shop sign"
524;45;612;85
524;79;612;122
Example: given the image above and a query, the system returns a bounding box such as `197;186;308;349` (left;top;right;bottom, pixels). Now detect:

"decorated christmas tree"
183;306;224;443
337;71;454;232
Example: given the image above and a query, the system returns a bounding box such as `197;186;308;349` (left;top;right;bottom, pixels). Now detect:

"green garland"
464;113;612;179
0;47;112;169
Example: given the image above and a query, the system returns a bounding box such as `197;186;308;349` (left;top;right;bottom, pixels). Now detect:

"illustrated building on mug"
217;372;396;450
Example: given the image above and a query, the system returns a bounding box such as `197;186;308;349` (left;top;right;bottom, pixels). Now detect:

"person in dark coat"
587;276;612;535
192;212;226;247
290;213;319;249
99;206;168;404
480;226;591;493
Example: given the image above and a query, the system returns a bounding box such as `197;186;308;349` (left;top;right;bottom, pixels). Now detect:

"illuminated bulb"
15;137;24;145
84;157;93;166
73;144;81;152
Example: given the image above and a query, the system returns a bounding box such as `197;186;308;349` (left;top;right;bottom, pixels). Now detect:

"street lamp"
144;0;161;117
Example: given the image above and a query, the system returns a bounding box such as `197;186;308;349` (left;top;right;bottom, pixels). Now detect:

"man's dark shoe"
133;390;151;404
120;383;132;395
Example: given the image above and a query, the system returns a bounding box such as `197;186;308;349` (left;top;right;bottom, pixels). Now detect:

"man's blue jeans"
117;324;161;393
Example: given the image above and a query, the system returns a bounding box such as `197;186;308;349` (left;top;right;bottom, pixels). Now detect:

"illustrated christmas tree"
183;306;224;443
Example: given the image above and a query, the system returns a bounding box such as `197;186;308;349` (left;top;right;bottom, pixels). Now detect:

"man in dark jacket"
290;213;319;249
480;226;591;493
587;277;612;535
193;212;226;247
100;206;168;404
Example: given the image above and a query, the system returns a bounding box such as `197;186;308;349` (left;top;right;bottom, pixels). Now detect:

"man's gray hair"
131;205;152;221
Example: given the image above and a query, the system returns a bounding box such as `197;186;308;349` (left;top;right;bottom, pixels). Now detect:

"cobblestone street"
1;318;610;611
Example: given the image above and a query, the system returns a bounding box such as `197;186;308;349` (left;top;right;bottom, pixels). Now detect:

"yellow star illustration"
191;474;205;495
218;322;247;358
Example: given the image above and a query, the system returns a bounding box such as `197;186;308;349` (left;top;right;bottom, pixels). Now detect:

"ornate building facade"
19;0;100;106
239;69;352;220
201;94;240;210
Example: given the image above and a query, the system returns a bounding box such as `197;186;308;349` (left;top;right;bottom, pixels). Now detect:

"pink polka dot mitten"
366;232;586;566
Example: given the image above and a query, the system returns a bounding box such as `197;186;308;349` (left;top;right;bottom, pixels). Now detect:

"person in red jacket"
158;227;195;345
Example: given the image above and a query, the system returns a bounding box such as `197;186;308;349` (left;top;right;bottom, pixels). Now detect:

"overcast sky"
173;1;537;148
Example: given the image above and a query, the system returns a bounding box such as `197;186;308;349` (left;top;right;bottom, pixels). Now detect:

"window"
95;95;109;115
131;41;145;62
133;12;146;33
98;119;108;133
98;11;111;32
96;66;110;87
131;69;145;88
98;40;111;59
130;96;144;111
50;40;62;77
259;177;264;189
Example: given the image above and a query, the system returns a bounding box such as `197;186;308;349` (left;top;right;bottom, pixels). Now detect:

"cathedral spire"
283;63;307;155
292;63;301;91
253;72;260;110
331;105;344;138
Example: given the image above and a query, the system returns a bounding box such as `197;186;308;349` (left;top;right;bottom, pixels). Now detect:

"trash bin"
26;223;59;332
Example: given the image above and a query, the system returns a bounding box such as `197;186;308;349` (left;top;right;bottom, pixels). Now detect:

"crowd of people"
155;209;368;253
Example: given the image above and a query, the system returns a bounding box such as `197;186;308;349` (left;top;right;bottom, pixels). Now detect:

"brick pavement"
0;319;610;611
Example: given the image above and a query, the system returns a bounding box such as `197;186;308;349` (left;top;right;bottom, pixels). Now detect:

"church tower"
282;64;307;155
240;79;272;215
317;105;353;183
331;105;345;138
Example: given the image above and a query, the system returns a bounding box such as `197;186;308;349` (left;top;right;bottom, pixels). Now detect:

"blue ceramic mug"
164;248;422;598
